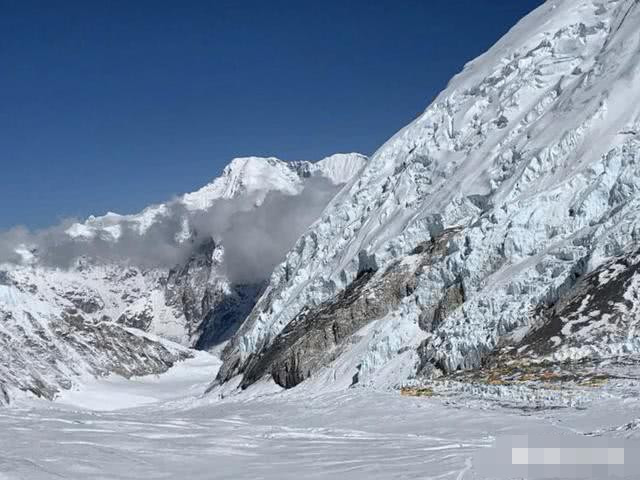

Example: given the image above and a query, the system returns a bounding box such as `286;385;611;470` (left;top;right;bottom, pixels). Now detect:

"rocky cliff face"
162;238;264;350
217;0;640;392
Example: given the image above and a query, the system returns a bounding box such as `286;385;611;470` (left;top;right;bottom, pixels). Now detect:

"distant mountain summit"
64;153;368;241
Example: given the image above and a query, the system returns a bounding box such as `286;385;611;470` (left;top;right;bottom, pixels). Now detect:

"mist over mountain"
0;176;339;284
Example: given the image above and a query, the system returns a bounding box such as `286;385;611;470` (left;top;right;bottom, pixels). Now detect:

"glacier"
3;348;640;479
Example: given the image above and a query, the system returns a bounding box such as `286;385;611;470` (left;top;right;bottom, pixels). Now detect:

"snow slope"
2;353;640;479
54;350;220;411
218;0;640;390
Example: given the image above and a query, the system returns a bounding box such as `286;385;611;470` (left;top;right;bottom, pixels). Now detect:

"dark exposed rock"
213;225;469;390
117;306;154;331
61;287;105;314
415;280;466;377
0;383;9;405
510;248;640;359
165;238;219;339
60;316;189;379
164;237;259;350
448;248;640;386
419;282;465;333
239;259;420;389
411;226;461;257
195;283;264;350
0;271;12;286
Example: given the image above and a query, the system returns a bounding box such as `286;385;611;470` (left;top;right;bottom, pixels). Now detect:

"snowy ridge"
218;0;640;391
65;153;367;240
6;4;640;478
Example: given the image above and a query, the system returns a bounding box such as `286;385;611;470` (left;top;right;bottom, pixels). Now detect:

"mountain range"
3;0;640;406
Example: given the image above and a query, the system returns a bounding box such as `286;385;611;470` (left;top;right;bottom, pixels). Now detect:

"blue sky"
1;0;544;229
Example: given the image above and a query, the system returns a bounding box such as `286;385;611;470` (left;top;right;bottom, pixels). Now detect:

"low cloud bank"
0;177;340;284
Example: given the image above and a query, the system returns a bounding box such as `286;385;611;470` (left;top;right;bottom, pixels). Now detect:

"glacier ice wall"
219;0;640;389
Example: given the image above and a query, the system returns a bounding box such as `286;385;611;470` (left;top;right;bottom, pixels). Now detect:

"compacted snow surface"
2;354;640;479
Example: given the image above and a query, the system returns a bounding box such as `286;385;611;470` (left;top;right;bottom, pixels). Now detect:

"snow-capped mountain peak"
182;156;300;210
64;153;367;241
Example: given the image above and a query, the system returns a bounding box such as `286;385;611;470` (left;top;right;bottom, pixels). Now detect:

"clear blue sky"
1;0;544;229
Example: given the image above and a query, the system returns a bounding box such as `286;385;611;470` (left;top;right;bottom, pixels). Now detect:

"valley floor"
1;353;640;479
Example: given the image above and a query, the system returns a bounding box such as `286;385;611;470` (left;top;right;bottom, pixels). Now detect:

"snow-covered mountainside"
217;0;640;392
0;153;366;404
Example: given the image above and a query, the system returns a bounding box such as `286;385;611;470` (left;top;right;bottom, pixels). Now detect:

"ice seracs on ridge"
217;0;640;391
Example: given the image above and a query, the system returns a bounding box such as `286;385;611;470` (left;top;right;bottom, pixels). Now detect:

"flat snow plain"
1;352;640;479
